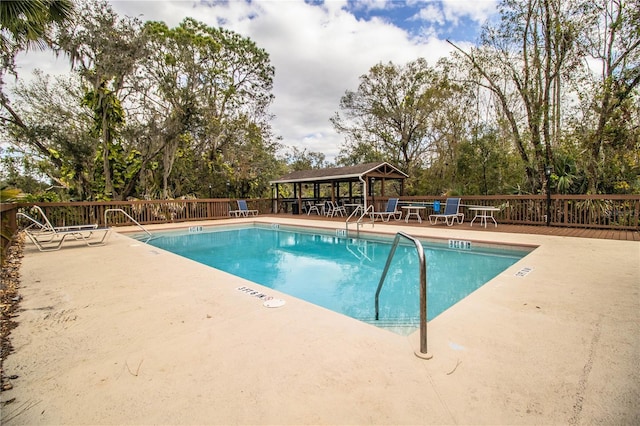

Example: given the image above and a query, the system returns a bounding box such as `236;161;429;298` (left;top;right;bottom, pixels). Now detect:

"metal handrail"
374;231;431;359
345;205;374;237
104;208;152;238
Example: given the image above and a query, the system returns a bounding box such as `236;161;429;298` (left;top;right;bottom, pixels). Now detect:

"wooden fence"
1;194;638;253
1;202;18;258
396;195;640;230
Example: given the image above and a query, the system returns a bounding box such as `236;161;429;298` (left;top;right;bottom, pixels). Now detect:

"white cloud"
13;0;471;163
440;0;498;24
349;0;392;12
412;4;445;25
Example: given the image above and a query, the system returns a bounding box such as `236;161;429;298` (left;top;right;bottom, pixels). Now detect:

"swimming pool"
141;224;530;332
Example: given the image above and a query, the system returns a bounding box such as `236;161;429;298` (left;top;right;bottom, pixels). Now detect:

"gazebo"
270;162;408;214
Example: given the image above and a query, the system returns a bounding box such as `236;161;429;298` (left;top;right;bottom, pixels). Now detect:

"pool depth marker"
236;286;286;308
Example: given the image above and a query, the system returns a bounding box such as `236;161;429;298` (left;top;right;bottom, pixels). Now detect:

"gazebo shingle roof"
270;162;407;184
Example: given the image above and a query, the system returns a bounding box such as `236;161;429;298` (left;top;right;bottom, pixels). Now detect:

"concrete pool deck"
1;217;638;425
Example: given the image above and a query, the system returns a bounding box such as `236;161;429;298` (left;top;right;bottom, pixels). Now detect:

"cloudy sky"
15;0;498;162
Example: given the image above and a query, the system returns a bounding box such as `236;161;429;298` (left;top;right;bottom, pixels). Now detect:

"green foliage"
0;188;23;202
336;142;385;167
550;151;586;194
138;17;277;199
2;1;281;201
335;0;639;195
90;141;142;200
451;131;522;195
81;83;125;137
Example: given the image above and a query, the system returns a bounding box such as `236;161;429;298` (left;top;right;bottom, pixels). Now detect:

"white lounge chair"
17;205;98;235
24;226;111;251
230;200;258;217
19;206;110;251
370;198;402;222
428;198;464;226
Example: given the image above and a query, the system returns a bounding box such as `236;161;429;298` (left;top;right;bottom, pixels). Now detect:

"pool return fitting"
375;231;432;360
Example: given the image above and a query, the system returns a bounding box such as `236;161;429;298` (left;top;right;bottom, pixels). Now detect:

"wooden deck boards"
269;214;640;241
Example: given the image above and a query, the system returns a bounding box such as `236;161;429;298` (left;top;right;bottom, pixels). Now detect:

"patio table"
469;206;500;228
402;205;426;223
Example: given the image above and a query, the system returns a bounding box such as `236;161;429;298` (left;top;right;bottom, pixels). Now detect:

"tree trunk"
102;118;114;199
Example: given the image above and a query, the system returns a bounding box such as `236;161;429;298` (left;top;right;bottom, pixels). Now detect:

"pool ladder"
345;205;374;237
375;232;432;360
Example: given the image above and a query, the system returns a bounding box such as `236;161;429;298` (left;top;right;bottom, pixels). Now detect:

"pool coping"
2;217;639;424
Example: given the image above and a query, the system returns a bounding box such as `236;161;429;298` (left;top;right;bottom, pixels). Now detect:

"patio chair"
322;201;333;217
306;201;321;215
325;201;346;217
230;200;258;217
428;198;464;226
370;198;402;222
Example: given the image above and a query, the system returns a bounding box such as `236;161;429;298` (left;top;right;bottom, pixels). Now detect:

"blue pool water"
143;225;529;330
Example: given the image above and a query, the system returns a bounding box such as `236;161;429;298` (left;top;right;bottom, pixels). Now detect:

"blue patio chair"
370;198;402;222
230;200;258;217
428;198;464;226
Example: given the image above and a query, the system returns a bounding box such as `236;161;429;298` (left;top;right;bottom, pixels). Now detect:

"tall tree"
142;18;276;198
449;0;578;193
332;58;458;178
56;0;148;199
2;71;96;198
2;3;281;201
576;0;640;192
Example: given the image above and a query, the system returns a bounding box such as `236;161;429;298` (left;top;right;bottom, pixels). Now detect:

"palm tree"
1;0;75;177
1;0;74;51
1;0;74;88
